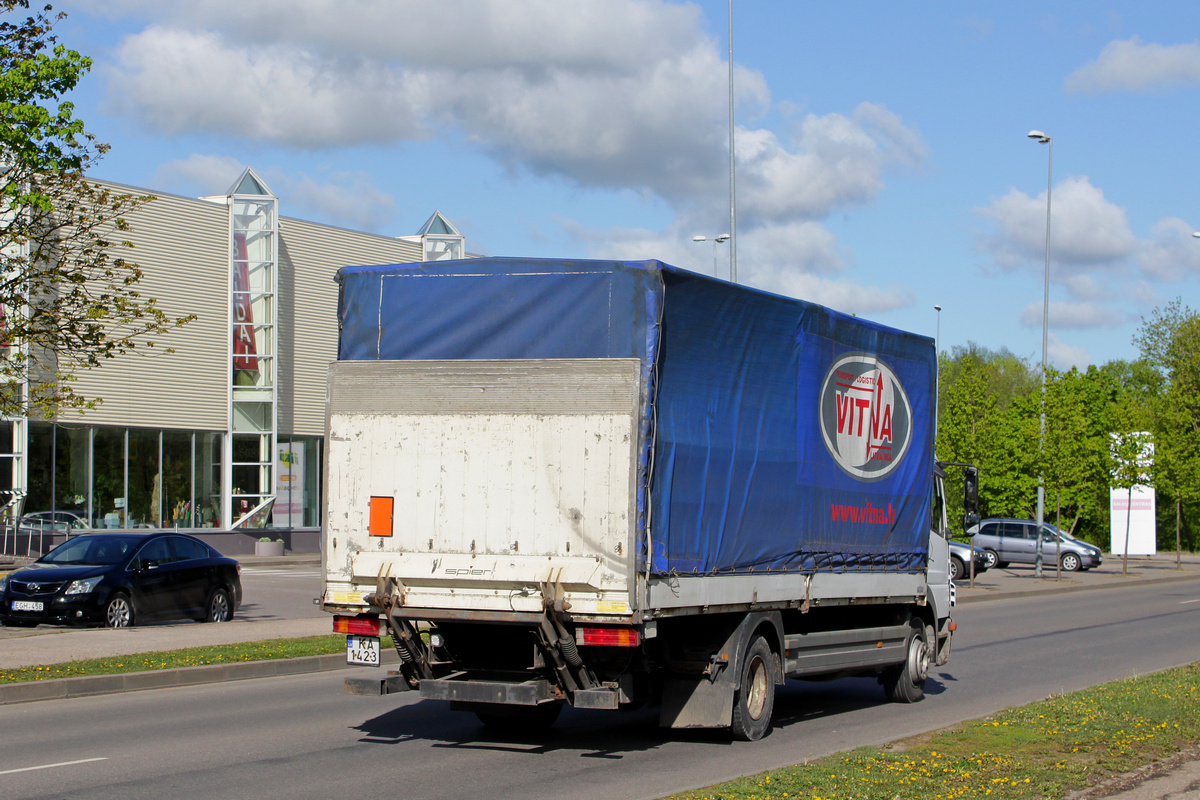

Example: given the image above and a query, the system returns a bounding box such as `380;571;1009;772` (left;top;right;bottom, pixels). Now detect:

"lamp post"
934;305;942;354
692;234;731;278
934;304;942;436
1028;129;1053;578
727;0;737;283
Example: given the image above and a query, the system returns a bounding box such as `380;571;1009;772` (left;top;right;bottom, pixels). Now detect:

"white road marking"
1180;598;1200;605
0;757;108;776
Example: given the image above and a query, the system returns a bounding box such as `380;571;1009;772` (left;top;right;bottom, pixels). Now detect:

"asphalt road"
4;575;1199;800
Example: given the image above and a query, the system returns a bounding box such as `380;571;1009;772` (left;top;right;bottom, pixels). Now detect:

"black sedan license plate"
346;635;381;667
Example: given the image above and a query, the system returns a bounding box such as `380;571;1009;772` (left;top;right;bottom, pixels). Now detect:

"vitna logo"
819;353;913;481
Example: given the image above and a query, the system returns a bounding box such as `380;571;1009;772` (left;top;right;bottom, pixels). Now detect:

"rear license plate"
11;600;43;612
347;635;381;666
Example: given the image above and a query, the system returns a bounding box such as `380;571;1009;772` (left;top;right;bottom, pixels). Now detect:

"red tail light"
577;627;640;647
333;615;381;636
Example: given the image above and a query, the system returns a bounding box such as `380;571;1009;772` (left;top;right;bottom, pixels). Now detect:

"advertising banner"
1110;486;1156;556
275;444;304;527
1109;432;1155;556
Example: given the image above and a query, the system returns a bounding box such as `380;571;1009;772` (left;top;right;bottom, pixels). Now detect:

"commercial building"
0;169;468;553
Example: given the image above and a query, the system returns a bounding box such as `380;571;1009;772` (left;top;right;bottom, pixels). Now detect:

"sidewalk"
954;550;1200;603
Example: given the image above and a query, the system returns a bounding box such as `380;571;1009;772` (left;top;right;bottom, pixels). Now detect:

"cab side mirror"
963;466;980;532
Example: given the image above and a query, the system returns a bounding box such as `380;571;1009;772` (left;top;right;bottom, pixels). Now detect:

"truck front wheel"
883;620;928;703
730;635;776;741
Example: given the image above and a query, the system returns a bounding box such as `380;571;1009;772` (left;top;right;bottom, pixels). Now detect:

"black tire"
983;549;999;569
1060;552;1082;572
949;555;966;582
882;620;928;703
104;593;134;628
730;634;776;741
204;587;233;622
476;703;562;731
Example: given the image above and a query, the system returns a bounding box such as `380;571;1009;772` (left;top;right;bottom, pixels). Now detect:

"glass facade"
229;171;278;528
19;422;320;531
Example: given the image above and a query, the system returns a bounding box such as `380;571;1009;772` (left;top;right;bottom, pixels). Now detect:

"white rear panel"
323;359;642;618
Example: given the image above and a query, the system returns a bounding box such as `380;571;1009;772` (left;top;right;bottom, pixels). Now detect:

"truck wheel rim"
745;655;768;719
909;635;929;683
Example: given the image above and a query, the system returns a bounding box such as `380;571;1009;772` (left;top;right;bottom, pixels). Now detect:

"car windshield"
39;536;140;566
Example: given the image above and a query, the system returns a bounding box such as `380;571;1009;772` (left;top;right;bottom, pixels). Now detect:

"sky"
40;0;1200;369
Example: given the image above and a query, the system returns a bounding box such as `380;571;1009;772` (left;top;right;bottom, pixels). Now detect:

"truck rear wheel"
476;703;562;731
730;635;776;741
883;620;928;703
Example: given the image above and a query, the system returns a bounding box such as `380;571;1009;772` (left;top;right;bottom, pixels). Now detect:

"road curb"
0;650;398;706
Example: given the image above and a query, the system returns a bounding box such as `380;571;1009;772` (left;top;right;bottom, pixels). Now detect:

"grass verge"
670;662;1200;800
0;634;395;684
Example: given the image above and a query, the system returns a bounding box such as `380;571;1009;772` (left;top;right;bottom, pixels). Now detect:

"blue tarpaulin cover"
336;257;935;576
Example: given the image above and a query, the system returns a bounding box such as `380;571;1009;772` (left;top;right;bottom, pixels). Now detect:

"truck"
320;257;978;740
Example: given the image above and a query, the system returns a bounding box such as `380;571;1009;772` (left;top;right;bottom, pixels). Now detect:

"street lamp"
692;234;731;278
1028;129;1053;579
934;305;942;355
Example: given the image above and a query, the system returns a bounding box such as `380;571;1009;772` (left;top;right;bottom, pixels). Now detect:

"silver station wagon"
966;518;1103;572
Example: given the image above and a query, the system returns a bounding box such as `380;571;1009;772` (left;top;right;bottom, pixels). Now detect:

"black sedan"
0;531;241;628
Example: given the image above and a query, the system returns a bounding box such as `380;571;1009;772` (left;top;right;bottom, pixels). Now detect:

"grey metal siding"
278;217;422;437
65;187;229;430
51;181;428;437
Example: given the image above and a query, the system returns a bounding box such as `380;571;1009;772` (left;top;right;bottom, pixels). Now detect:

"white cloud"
737;103;927;224
155;155;398;232
1138;217;1200;281
100;3;923;220
108;27;430;147
90;0;928;311
1066;37;1200;94
761;271;911;316
1021;300;1123;330
1062;274;1108;302
283;173;397;232
102;3;770;200
1047;333;1093;370
577;216;905;315
154;154;247;196
975;176;1137;272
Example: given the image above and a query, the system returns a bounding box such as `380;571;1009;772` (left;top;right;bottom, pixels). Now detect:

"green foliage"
936;344;1148;547
1136;300;1200;552
671;663;1200;800
0;635;354;683
0;0;194;417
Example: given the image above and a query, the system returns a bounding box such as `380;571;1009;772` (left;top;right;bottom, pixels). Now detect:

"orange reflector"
948;621;958;632
577;627;640;647
369;496;394;537
333;615;381;636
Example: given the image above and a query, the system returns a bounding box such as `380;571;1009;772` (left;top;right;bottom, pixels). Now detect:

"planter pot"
254;540;285;557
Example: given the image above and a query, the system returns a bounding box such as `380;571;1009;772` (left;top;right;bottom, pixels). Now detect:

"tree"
1039;366;1119;541
936;344;1040;526
1;1;192;418
1135;301;1200;561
